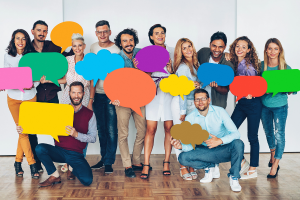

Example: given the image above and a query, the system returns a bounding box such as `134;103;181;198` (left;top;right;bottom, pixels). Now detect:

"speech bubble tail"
52;135;60;142
132;107;144;118
272;92;278;97
53;80;60;87
180;94;184;100
236;96;242;102
201;83;208;89
93;79;98;87
161;68;169;74
192;143;196;150
19;89;25;93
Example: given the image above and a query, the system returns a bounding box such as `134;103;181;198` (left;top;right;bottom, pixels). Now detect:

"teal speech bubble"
18;52;68;86
262;69;300;97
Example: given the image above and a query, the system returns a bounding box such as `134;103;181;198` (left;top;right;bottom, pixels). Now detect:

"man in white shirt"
89;20;119;174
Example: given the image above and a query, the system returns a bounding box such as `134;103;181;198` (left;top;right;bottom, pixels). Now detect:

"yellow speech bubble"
160;74;195;100
50;21;84;53
171;121;209;149
19;102;74;142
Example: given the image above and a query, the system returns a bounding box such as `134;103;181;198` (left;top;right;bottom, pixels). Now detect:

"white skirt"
145;87;173;121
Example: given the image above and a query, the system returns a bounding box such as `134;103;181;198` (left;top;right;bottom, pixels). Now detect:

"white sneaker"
200;168;213;183
240;170;257;179
239;159;250;175
213;164;220;178
229;175;242;192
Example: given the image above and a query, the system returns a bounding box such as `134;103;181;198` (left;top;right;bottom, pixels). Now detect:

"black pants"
28;95;59;168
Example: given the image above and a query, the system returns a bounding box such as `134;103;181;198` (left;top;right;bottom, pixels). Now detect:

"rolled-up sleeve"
76;113;97;143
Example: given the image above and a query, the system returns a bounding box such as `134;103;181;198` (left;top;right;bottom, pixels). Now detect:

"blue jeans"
93;93;118;165
231;97;262;167
36;144;93;186
261;104;288;160
178;139;244;178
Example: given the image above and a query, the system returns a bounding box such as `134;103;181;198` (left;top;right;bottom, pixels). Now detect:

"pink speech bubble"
135;45;170;73
0;67;33;93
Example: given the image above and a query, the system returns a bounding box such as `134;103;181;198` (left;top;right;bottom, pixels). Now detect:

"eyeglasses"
195;97;208;102
96;30;110;35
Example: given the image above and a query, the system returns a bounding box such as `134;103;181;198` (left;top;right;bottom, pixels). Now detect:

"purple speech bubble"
0;67;33;93
135;45;170;74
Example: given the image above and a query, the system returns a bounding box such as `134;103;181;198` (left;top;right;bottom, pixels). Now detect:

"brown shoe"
67;170;76;180
39;176;61;187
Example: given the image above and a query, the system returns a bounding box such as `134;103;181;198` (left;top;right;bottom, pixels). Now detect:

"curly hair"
6;29;33;57
173;38;199;77
114;28;139;50
229;36;260;74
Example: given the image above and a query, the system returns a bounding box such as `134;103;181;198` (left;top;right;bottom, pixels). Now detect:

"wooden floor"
0;153;299;200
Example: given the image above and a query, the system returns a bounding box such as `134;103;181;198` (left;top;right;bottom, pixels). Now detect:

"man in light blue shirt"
171;89;244;192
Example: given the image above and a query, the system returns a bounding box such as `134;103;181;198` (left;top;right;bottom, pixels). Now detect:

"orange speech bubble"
50;21;83;53
103;68;156;117
171;121;209;149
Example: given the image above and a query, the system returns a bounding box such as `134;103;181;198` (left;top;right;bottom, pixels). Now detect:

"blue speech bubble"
75;49;124;87
197;63;234;88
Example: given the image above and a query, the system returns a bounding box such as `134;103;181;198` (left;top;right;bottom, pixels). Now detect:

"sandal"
140;164;150;179
61;164;68;172
190;171;198;179
163;160;171;176
30;163;40;179
180;167;192;180
14;162;24;177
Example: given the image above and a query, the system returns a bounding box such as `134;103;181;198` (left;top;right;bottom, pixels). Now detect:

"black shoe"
125;168;136;178
267;165;280;178
14;162;24;177
140;164;151;179
30;164;40;179
268;161;272;167
91;161;104;169
105;165;113;174
132;163;152;171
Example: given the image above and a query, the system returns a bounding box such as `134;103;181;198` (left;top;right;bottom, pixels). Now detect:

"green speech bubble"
262;69;300;97
18;52;68;86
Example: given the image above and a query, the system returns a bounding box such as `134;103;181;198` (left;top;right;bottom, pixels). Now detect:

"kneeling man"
171;89;244;192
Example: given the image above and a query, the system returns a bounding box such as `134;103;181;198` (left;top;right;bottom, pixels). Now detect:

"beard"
37;35;45;42
123;45;134;54
196;104;208;112
70;96;83;106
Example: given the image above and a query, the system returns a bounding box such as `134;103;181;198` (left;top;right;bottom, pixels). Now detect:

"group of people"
2;19;294;192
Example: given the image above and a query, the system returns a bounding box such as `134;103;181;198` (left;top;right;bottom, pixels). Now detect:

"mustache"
38;35;44;37
125;45;133;48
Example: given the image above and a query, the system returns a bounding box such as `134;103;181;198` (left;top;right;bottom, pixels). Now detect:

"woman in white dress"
140;24;174;179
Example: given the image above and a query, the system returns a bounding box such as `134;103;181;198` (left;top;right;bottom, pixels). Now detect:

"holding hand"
204;134;223;149
224;52;231;61
110;100;120;106
16;124;23;134
209;81;218;88
132;58;138;69
170;136;182;150
40;76;52;84
179;114;186;122
166;58;173;73
66;126;78;138
194;81;200;89
0;89;5;92
24;84;34;90
245;94;254;99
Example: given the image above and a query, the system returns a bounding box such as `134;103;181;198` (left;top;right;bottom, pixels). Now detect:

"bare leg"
269;159;280;175
163;120;173;174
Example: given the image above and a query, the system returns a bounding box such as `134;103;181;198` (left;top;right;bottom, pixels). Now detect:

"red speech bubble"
103;68;156;117
229;76;267;102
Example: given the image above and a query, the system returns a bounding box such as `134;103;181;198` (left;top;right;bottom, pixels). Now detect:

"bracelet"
89;98;94;100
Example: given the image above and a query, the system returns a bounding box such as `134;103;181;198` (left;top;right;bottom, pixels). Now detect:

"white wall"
237;0;300;152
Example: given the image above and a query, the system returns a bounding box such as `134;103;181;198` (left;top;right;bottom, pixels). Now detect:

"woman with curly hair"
229;36;262;179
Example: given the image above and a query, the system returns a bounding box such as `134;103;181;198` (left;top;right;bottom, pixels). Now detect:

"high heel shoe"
140;164;150;179
30;163;40;179
14;162;24;177
267;165;280;178
163;160;171;176
268;161;272;167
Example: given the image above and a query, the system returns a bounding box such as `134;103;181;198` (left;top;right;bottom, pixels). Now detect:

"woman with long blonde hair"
171;38;200;180
261;38;294;178
229;36;262;179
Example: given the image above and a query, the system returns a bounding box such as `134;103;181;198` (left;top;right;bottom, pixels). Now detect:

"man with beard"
197;32;234;109
170;89;244;192
29;20;74;172
111;28;147;178
17;81;97;187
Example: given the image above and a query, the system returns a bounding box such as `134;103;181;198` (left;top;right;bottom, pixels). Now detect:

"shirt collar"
120;48;139;60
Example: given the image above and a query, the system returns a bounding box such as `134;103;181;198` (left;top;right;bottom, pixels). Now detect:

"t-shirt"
209;56;218;64
90;43;121;94
260;61;292;108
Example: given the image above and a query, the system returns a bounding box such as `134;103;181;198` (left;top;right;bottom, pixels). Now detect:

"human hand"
66;126;78;138
24;84;34;90
110;100;120;106
209;81;218;88
204;134;223;149
170;136;182;150
87;101;93;111
132;58;138;69
166;58;173;73
0;89;5;92
246;94;254;99
288;92;293;95
16;124;23;134
225;52;231;61
179;114;186;122
194;81;200;89
40;76;52;84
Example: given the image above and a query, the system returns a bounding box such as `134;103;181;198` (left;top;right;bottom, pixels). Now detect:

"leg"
116;106;132;168
131;106;147;166
82;144;88;157
28;134;41;168
163;120;173;174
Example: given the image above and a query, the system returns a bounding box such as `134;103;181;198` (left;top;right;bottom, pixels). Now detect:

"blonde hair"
173;38;199;76
264;38;287;71
72;33;85;44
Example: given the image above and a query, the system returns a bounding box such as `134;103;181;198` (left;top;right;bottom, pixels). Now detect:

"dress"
61;55;90;106
145;45;174;121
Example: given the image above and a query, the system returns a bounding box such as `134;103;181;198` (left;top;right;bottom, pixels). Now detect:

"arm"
76;113;97;143
177;67;189;116
218;109;240;144
210;82;229;95
88;81;95;111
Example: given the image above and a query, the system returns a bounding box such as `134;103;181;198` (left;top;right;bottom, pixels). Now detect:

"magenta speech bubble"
0;67;33;93
135;45;170;73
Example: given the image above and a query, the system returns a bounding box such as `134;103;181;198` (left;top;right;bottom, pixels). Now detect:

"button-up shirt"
181;105;240;152
119;48;140;68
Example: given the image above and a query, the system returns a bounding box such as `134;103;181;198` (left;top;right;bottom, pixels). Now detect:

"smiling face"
14;32;26;53
95;25;111;44
72;40;86;57
181;42;193;59
150;27;165;46
31;24;48;42
194;92;210;112
69;85;84;106
266;42;280;59
210;39;226;60
120;34;135;54
235;40;250;59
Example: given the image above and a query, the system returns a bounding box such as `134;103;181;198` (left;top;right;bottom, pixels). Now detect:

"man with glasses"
170;89;244;192
90;20;119;174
